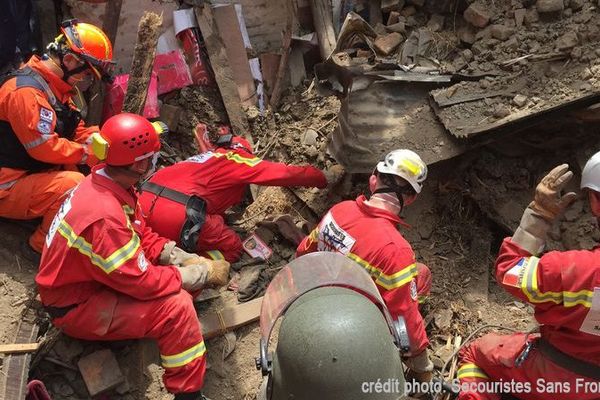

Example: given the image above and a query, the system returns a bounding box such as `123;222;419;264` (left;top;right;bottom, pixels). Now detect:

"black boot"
173;392;211;400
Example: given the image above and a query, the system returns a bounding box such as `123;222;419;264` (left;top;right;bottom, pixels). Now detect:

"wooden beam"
309;0;337;60
123;12;162;114
0;343;39;354
269;16;293;110
201;297;263;340
194;5;249;135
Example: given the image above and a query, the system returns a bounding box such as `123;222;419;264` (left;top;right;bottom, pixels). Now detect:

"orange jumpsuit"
0;56;96;252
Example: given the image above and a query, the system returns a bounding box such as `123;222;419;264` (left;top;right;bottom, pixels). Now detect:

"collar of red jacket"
355;194;411;228
27;55;74;103
91;165;137;210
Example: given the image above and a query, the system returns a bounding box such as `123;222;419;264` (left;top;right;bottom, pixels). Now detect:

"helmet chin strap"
367;173;413;213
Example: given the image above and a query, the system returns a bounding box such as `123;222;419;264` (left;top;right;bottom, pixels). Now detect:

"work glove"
529;164;577;222
177;256;231;292
159;241;199;266
322;164;345;187
404;349;434;382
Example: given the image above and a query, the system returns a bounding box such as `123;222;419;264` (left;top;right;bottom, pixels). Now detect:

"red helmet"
93;113;161;166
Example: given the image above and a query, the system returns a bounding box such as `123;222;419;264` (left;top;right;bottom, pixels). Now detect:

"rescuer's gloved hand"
529;164;577;222
177;257;230;291
322;164;345;187
405;349;434;382
159;241;198;266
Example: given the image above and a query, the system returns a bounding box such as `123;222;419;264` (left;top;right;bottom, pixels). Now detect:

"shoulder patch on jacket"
39;107;54;122
186;152;214;164
503;257;527;287
37;120;52;135
317;212;356;254
138;251;148;272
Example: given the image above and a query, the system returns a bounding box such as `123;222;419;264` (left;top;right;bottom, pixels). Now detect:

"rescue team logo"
46;189;76;247
317;212;356;254
137;252;148;272
39;107;54;122
410;279;418;301
186;152;214;164
502;257;528;287
37;120;52;135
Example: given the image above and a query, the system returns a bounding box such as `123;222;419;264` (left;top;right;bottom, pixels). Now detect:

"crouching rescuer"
36;113;230;400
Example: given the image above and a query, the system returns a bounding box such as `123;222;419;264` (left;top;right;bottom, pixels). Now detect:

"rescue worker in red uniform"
296;149;434;380
0;19;114;258
457;160;600;400
36;113;230;400
138;135;342;263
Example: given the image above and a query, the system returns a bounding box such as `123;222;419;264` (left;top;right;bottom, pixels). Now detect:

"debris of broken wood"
201;296;263;340
0;343;39;354
310;0;337;60
123;12;162;115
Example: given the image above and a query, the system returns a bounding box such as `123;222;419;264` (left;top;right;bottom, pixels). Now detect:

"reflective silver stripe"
23;134;53;149
0;179;18;190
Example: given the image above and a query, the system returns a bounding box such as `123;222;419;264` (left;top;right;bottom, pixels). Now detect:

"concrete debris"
427;14;444;32
302;128;319;146
512;94;528;107
493;104;511;118
400;5;417;17
387;22;407;34
514;8;527;27
569;0;584;11
77;349;125;397
464;3;491;28
536;0;564;13
381;0;404;13
491;24;516;41
434;308;453;330
556;31;579;50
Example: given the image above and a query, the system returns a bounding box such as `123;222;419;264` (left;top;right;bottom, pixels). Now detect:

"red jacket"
296;195;429;355
496;238;600;365
138;147;327;241
36;166;181;308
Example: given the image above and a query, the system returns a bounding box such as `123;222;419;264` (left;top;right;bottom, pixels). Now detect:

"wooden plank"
1;307;39;400
310;0;337;60
195;5;250;135
200;297;263;340
122;12;162;114
269;16;293;109
212;5;257;108
0;343;39;354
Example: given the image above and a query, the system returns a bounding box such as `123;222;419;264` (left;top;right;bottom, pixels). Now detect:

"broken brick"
512;94;528;107
381;0;404;13
536;0;564;13
556;31;579;50
374;32;404;55
387;11;401;25
78;349;125;397
463;3;491;28
491;24;515;41
514;8;526;27
386;22;407;34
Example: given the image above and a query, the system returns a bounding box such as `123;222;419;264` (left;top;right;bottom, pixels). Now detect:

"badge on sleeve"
137;252;148;272
37;121;52;135
39;108;54;123
503;257;527;288
410;279;418;301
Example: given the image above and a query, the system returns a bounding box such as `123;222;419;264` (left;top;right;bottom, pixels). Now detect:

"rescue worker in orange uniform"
0;19;114;259
36;113;230;400
296;149;434;381
457;160;600;400
138;135;342;263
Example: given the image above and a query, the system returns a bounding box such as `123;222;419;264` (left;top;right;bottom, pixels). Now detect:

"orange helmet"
59;19;115;82
92;113;162;166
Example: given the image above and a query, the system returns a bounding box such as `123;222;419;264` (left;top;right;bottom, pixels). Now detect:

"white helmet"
376;149;428;193
581;151;600;192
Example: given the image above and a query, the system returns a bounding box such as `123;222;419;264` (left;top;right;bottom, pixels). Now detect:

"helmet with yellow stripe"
376;149;428;194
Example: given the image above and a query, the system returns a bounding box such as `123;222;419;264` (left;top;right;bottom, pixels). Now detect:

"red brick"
78;349;125;397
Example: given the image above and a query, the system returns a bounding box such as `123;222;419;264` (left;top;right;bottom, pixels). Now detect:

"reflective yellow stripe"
398;159;421;176
122;205;135;215
347;253;418;290
57;219;140;274
161;341;206;368
214;151;261;167
520;257;593;308
457;363;489;380
206;250;224;260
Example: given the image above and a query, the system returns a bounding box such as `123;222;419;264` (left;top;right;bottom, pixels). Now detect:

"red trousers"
457;333;599;400
0;170;83;252
196;213;243;262
52;288;206;394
